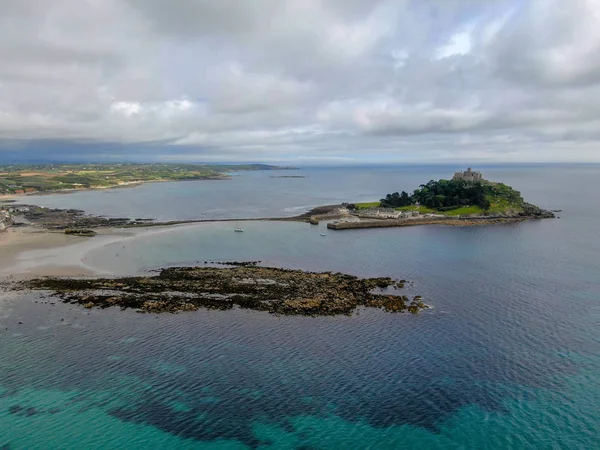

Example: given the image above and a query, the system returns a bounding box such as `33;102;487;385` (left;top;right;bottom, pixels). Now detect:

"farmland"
0;163;289;195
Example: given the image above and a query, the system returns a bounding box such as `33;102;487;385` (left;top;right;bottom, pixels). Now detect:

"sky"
1;0;600;164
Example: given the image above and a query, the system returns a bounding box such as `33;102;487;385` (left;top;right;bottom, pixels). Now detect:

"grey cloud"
491;0;600;87
0;0;599;163
124;0;281;37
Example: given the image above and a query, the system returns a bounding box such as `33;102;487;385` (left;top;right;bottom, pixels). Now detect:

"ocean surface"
1;164;599;449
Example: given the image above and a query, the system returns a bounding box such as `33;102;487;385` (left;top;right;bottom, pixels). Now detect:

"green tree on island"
380;179;526;211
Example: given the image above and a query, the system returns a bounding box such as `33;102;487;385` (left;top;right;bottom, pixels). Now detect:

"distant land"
0;163;297;195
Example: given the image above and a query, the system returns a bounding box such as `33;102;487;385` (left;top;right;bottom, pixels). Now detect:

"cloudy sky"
1;0;600;164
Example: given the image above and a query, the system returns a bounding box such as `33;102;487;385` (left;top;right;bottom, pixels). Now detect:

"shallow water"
1;164;599;449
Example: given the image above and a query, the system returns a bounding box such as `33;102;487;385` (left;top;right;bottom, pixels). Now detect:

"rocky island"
326;168;555;230
14;265;427;316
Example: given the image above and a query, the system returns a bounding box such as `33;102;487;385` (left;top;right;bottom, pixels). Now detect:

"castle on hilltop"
453;168;483;182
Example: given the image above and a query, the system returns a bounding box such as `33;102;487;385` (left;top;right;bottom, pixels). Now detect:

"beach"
0;226;133;278
1;221;258;279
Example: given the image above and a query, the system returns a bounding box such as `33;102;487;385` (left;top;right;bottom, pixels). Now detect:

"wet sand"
0;226;132;279
0;222;224;279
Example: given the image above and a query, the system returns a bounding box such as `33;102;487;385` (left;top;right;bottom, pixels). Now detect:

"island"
0;163;298;195
14;264;427;316
325;168;555;230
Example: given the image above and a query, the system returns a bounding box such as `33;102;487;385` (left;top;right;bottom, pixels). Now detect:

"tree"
384;178;516;211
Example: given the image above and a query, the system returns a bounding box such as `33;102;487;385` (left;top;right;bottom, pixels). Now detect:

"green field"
354;202;382;210
0;163;292;195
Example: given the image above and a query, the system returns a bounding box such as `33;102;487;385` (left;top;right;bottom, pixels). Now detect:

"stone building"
453;168;483;182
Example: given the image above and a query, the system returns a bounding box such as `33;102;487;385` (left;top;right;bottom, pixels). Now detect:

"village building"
358;207;421;220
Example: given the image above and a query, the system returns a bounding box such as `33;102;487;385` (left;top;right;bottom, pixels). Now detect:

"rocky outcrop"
519;203;555;218
18;205;138;229
16;265;428;317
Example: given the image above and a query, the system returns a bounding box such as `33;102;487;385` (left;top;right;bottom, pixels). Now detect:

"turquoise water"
2;165;600;448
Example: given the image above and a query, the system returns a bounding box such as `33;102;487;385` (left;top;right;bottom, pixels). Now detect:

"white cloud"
111;102;142;117
436;28;473;59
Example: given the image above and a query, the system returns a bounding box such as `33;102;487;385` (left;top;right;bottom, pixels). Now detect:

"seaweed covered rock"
17;265;429;317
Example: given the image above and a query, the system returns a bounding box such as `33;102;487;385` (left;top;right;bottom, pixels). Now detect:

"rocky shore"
327;215;551;230
13;265;427;316
15;205;154;229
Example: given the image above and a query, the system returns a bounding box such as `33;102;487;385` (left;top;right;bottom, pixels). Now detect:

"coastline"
0;174;231;200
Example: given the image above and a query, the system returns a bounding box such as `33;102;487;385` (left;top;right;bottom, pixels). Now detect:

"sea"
1;164;599;449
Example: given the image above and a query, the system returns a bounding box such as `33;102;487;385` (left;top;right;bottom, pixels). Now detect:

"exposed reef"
15;265;427;316
18;205;138;229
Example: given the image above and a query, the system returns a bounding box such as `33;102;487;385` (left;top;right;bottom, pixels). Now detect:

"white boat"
320;233;326;236
234;223;244;232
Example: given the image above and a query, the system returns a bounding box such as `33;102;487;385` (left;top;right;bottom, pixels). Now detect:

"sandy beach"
0;226;135;279
0;222;223;279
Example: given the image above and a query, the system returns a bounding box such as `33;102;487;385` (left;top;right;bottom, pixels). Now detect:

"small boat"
234;223;244;232
320;233;326;236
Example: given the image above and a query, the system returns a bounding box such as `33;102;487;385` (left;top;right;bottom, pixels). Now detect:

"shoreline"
0;225;134;279
326;215;540;230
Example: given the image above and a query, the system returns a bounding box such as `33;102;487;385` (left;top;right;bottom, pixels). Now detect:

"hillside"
366;178;547;217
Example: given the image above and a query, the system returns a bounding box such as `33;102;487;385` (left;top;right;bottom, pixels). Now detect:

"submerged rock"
64;228;97;237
